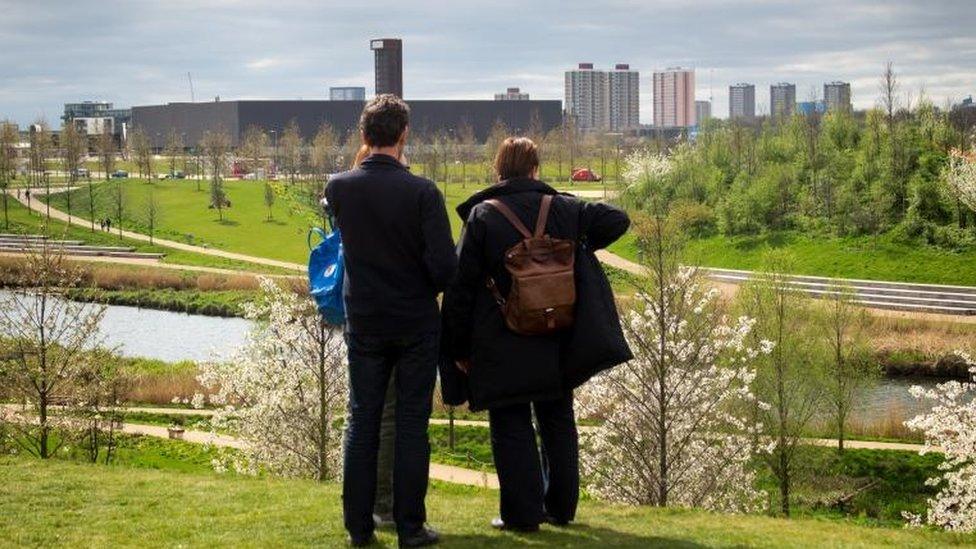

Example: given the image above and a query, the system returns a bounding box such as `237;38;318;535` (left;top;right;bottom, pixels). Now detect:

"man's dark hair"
359;94;410;147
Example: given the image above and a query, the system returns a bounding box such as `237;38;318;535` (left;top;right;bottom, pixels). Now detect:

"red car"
571;168;602;182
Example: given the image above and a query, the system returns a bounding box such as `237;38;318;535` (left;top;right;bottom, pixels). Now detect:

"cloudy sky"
2;0;974;126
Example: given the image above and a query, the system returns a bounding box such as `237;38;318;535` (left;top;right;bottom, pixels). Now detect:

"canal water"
0;290;959;425
0;289;252;363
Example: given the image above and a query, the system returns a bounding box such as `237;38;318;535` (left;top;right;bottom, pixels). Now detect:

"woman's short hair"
494;137;539;181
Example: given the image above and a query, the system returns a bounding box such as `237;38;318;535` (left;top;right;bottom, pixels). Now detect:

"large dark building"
131;99;563;148
371;38;403;97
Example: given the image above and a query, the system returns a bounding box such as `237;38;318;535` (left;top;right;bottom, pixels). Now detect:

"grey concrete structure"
824;81;852;113
131;99;563;148
330;87;366;101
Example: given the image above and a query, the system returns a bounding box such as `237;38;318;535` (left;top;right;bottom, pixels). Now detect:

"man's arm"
421;184;458;291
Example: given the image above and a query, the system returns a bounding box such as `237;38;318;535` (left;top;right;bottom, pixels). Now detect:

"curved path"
6;189;305;272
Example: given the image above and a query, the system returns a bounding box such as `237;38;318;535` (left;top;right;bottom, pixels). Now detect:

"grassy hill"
2;456;972;548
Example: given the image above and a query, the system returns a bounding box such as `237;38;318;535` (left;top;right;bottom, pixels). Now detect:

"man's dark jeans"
343;330;438;541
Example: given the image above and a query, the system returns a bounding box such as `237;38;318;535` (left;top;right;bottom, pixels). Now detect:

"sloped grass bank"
1;456;971;547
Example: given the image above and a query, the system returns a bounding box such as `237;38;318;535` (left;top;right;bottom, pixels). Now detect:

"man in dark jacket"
442;137;630;532
326;95;455;548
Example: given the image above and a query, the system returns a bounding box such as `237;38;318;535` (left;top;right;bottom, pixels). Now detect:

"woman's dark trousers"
488;392;579;528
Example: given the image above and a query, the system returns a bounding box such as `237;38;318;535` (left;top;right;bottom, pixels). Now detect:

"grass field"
609;230;976;287
2;456;972;548
1;197;288;273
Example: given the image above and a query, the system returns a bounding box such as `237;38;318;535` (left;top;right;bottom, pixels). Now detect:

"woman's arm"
580;201;631;249
442;208;487;361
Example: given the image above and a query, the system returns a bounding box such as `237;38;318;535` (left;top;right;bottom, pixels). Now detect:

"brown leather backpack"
484;195;576;336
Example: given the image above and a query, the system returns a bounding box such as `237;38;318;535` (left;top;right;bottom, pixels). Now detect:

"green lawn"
1;197;288;274
2;456;971;548
609;230;976;287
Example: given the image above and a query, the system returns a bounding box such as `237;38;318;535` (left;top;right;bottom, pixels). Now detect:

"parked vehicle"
171;171;186;179
71;167;90;178
571;168;602;182
111;170;129;178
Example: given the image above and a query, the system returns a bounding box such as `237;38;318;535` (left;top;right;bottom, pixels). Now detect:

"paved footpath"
121;422;498;489
115;406;934;454
6;189;305;272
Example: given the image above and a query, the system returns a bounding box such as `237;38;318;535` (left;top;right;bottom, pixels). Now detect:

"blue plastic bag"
308;221;345;325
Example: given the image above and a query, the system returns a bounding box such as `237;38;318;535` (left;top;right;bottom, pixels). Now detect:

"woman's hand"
455;359;471;374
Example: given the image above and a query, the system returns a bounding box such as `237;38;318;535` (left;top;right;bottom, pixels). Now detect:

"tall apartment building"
729;83;756;120
329;87;366;101
695;100;712;125
770;82;796;121
565;63;639;132
62;101;131;137
652;67;696;127
824;81;852;113
370;38;403;97
494;87;530;100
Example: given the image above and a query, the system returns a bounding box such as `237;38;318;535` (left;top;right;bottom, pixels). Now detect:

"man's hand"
455;359;471;374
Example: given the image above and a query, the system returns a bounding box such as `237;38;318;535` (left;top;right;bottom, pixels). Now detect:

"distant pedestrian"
105;218;112;232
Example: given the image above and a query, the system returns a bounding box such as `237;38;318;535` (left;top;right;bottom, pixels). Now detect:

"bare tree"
96;126;115;181
239;125;268;176
143;188;160;244
819;286;875;452
484;119;509;183
164;129;184;176
27;120;52;214
309;123;338;179
340;130;361;169
456;119;476;187
0;121;18;230
112;178;125;241
278;119;304;184
200;129;231;214
60;122;86;223
879;61;899;130
0;246;108;459
129;127;153;181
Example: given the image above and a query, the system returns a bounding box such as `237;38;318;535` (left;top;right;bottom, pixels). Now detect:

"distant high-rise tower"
565;63;639;132
823;81;852;113
729;83;756;120
770;82;796;121
652;67;695;127
695;100;712;125
370;38;402;97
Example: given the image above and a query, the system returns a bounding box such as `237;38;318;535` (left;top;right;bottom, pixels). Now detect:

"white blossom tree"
944;151;976;224
579;213;769;512
195;278;347;481
904;351;976;532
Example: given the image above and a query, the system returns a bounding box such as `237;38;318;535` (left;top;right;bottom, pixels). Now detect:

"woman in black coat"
442;137;630;531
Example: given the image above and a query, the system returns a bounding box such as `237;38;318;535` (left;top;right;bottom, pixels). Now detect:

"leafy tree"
239;125;268;175
143;189;160;244
263;181;276;221
739;252;824;517
278;119;304;184
200;129;231;219
309;123;337;178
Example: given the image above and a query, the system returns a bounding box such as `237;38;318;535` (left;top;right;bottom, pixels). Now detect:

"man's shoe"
348;533;377;547
490;517;540;533
399;525;440;547
543;513;570;526
373;513;395;530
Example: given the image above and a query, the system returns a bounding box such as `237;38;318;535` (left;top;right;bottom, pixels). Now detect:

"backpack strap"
534;195;553;237
484;199;532;238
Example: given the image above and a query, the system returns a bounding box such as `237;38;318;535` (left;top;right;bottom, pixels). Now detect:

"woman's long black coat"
440;178;632;411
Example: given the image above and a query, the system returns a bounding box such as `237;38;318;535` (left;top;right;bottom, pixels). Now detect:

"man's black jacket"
441;178;632;410
325;154;457;335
